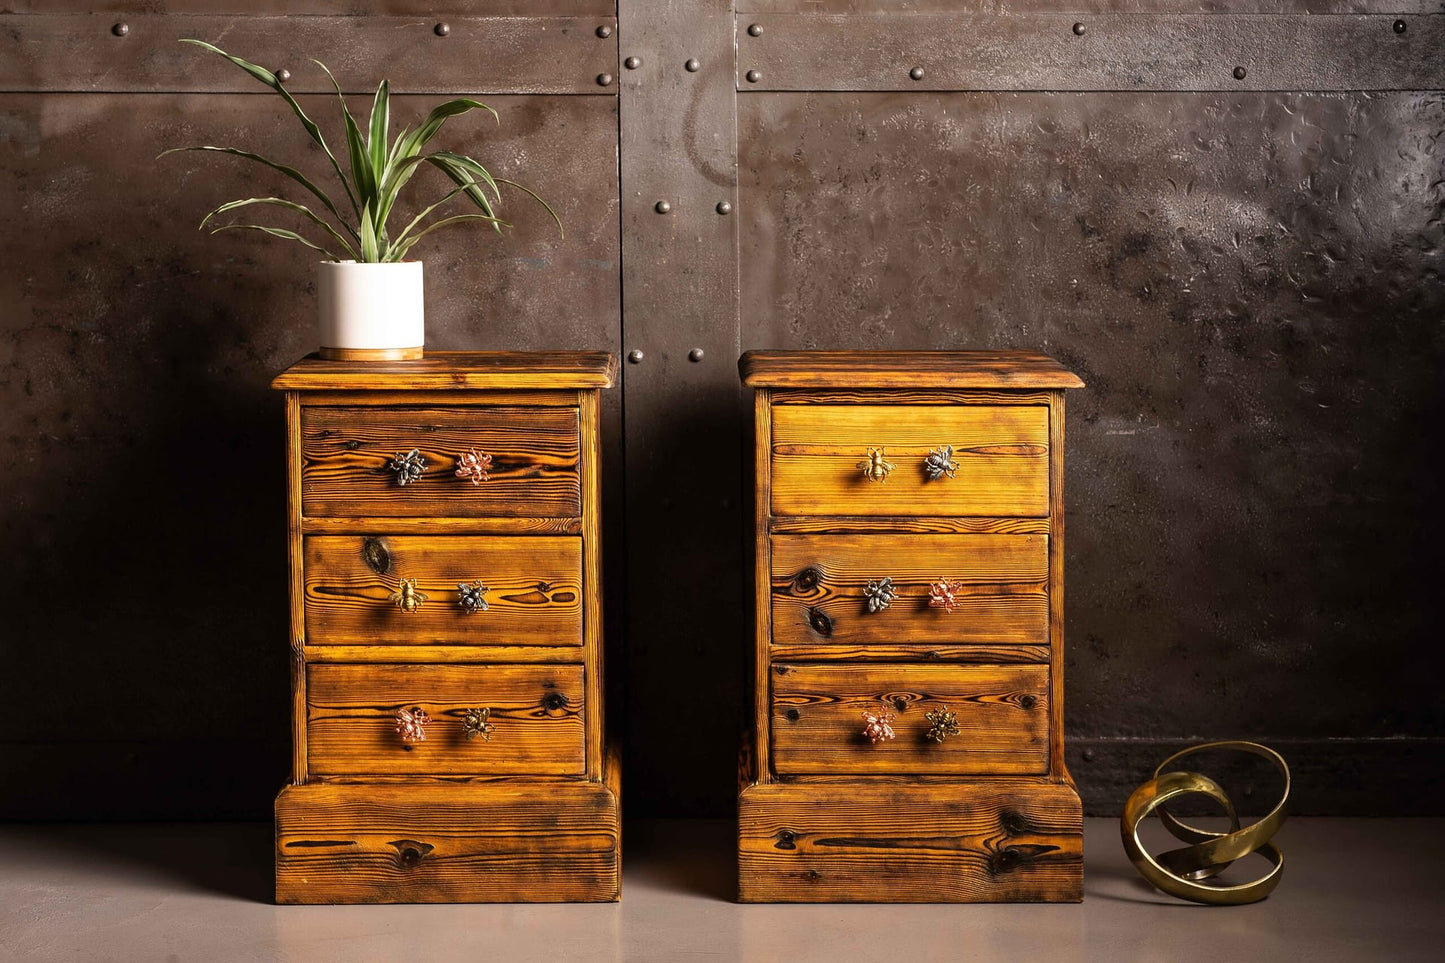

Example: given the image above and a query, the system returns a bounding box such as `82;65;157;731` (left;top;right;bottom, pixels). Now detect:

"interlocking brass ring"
1120;740;1289;905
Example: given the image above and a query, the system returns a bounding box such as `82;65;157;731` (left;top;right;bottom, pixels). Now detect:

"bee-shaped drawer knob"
389;577;429;613
858;446;895;483
923;445;958;480
395;706;430;744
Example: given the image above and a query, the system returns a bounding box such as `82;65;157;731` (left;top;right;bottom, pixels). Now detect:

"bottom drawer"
307;663;585;777
770;662;1048;776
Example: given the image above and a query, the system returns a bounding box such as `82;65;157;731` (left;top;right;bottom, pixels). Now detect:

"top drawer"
770;405;1048;517
301;406;581;519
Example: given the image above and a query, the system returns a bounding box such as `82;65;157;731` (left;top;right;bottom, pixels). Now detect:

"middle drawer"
771;533;1048;646
304;535;583;647
307;663;586;777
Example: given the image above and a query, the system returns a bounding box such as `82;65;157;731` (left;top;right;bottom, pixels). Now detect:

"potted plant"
162;40;560;360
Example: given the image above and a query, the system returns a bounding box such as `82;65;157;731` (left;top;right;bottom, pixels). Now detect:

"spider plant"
160;40;561;263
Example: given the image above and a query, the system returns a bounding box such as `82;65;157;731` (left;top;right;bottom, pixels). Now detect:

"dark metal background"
1;2;1441;818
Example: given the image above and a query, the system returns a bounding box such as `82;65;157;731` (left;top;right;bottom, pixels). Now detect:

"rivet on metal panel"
654;200;671;214
1233;66;1248;80
597;73;614;86
688;348;705;362
909;67;924;81
1072;22;1086;36
625;56;641;70
434;22;450;37
596;25;613;39
111;22;129;37
685;58;700;72
745;69;761;83
276;68;292;84
716;201;732;215
628;350;644;364
747;24;763;37
1083;749;1097;762
1394;19;1407;34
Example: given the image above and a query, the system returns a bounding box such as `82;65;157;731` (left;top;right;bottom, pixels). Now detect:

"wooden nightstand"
737;350;1085;902
271;352;619;904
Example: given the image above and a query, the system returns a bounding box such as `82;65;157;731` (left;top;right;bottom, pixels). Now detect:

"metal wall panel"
617;0;744;816
737;89;1445;810
0;91;620;817
0;15;617;94
737;14;1445;92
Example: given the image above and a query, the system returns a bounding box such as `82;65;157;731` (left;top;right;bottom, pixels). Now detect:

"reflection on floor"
0;818;1439;962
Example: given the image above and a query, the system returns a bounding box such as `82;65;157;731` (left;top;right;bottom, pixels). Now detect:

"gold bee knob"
858;447;895;482
388;577;429;613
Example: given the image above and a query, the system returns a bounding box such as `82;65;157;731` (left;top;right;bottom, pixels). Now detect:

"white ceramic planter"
316;260;425;361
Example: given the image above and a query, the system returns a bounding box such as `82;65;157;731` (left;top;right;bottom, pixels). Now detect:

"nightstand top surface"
739;350;1083;389
273;351;617;391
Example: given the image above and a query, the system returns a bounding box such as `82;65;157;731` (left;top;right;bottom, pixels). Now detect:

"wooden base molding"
737;778;1082;903
318;346;424;361
276;780;620;904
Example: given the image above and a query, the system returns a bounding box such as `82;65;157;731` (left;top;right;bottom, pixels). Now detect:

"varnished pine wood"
287;391;307;783
300;405;581;519
301;389;582;408
771;533;1049;646
740;351;1082;903
303;535;583;647
772;388;1054;406
769;515;1049;535
770;405;1049;517
580;389;604;780
770;643;1050;664
1048;391;1072;784
273;351;618;391
753;388;774;783
770;663;1049;775
737;780;1082;902
740;350;1085;389
307;663;585;777
275;781;619;903
302;515;583;535
274;352;616;903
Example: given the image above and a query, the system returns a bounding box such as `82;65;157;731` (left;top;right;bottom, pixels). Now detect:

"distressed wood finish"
307;664;585;777
741;350;1085;390
771;533;1049;646
739;350;1082;903
738;780;1082;903
275;781;620;904
275;352;616;903
303;535;583;647
771;663;1049;776
771;405;1050;517
300;406;581;519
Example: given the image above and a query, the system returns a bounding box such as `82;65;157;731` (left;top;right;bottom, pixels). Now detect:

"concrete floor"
0;818;1439;962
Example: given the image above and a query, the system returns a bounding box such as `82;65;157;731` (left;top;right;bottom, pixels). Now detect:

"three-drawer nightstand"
737;351;1085;902
271;352;618;904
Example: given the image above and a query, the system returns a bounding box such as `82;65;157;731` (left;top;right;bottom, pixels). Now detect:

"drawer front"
301;406;581;518
770;405;1048;517
307;663;585;777
771;663;1049;776
304;535;583;647
771;534;1048;646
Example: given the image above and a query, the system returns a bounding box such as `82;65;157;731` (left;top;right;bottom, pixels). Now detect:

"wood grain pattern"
770;644;1050;664
769;515;1049;535
1048;390;1070;781
275;781;619;903
307;663;585;777
753;388;774;783
300;390;582;409
303;535;582;647
772;388;1054;407
580;389;604;779
770;663;1049;775
273;351;618;391
770;405;1049;517
771;533;1048;645
301;405;581;519
738;780;1082;902
302;515;583;535
740;350;1085;389
287;391;307;783
302;644;590;665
